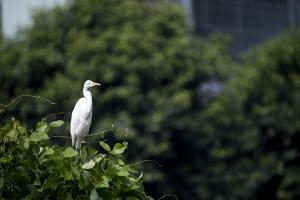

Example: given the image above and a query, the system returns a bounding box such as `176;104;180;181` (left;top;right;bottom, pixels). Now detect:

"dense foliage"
0;118;151;199
3;0;300;199
0;0;234;198
198;31;300;200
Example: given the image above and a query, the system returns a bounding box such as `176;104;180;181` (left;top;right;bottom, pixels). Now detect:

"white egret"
70;80;101;149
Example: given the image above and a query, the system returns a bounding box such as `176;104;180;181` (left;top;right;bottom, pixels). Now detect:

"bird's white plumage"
71;98;92;148
70;80;100;149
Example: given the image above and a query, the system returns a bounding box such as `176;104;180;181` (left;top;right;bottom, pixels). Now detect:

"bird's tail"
72;135;75;147
75;136;82;150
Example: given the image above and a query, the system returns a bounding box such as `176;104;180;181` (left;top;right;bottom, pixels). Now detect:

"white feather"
70;80;100;149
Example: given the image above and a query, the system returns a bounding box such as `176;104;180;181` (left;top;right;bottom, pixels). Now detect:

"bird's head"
84;80;101;90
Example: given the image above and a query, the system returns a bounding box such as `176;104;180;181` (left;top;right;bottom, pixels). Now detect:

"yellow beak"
91;81;101;86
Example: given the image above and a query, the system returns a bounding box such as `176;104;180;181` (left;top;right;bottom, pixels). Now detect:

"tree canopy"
2;0;300;199
198;31;300;199
1;1;233;198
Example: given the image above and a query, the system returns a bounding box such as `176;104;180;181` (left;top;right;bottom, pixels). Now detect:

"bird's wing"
70;98;86;146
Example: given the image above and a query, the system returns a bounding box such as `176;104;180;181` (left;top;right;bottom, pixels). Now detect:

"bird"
70;80;101;149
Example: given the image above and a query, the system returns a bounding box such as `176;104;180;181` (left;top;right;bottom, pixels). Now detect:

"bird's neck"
83;89;93;103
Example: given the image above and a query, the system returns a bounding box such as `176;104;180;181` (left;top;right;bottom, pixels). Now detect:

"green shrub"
0;118;151;200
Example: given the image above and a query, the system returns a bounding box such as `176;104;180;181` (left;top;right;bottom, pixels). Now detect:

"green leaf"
117;159;125;166
80;170;92;188
90;189;101;200
79;173;85;190
17;125;27;135
38;125;48;132
63;166;73;180
33;179;41;186
39;147;44;155
99;141;111;152
112;142;128;155
23;138;30;149
0;157;8;163
72;166;80;179
29;131;49;142
44;176;61;189
136;172;143;182
49;120;64;128
117;169;130;177
36;122;49;133
97;188;118;200
63;147;78;158
95;176;109;188
6;129;17;140
82;160;96;169
44;147;54;155
51;150;63;163
95;154;104;163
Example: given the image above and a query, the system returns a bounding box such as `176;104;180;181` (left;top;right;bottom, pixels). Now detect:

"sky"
2;0;66;37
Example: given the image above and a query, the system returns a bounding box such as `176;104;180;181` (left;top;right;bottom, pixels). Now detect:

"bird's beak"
91;81;101;87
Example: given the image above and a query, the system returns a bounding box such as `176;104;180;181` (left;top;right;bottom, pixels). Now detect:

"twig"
158;194;178;200
50;136;71;139
0;95;55;114
128;159;163;169
50;129;114;139
85;129;114;138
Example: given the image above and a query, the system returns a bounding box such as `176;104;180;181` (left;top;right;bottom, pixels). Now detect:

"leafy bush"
0;118;151;199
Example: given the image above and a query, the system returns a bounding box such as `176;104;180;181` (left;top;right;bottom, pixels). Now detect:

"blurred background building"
192;0;300;54
1;0;300;54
